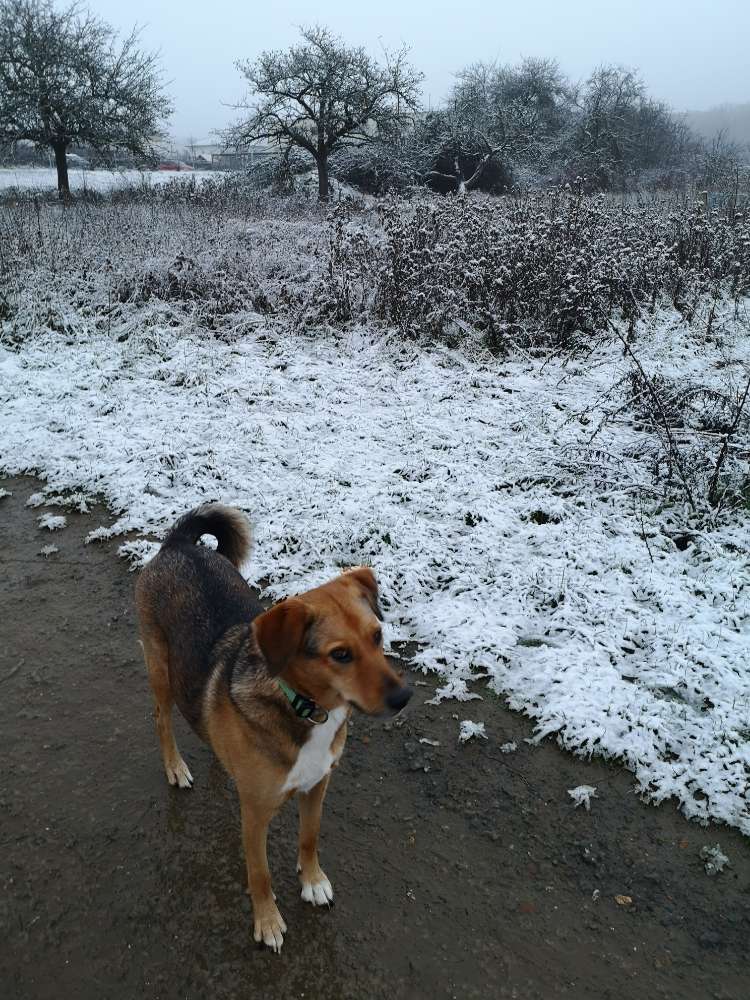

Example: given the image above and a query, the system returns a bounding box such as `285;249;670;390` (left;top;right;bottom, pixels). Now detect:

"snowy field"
0;167;209;193
1;194;748;835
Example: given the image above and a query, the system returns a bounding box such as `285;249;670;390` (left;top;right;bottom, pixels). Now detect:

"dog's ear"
344;566;383;620
253;598;312;676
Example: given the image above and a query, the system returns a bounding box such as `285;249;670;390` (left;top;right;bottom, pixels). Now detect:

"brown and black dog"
134;504;411;952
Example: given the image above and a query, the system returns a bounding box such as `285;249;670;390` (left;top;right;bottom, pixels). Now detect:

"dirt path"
1;476;748;1000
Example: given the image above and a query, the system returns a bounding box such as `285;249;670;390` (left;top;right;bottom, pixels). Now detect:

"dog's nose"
385;685;413;712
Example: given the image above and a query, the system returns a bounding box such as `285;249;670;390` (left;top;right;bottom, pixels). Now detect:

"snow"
699;844;730;875
459;721;488;743
37;512;66;531
568;785;598;810
0;166;371;202
291;169;372;204
0;167;211;193
1;208;749;834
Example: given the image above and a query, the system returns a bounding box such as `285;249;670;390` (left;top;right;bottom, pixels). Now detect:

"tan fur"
141;627;193;788
135;507;411;952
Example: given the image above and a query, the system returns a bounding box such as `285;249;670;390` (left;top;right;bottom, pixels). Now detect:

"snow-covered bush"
317;189;750;350
619;366;750;510
0;192;326;339
329;141;415;195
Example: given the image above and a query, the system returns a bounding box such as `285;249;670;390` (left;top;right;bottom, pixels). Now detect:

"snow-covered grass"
568;785;599;810
700;844;731;875
0;167;210;194
459;721;488;743
1;193;749;835
37;512;66;531
323;191;750;348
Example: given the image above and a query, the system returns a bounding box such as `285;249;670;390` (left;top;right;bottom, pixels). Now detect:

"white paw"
165;757;193;789
253;907;287;952
300;874;333;906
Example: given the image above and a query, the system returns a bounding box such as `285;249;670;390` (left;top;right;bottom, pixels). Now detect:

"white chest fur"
282;706;348;794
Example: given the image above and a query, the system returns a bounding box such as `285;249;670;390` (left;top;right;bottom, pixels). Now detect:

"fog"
89;0;750;142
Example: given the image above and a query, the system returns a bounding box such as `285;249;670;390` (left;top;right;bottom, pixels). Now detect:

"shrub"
317;188;750;350
0;189;327;341
329;142;414;195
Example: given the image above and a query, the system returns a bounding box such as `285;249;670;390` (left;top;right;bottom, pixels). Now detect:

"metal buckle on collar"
307;705;329;725
277;679;329;725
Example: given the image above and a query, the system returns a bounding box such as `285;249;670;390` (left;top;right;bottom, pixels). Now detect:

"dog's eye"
373;629;382;645
330;648;353;664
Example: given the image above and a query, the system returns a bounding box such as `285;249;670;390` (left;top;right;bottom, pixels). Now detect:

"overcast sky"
90;0;750;144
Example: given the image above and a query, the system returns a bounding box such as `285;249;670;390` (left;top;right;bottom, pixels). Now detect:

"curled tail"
161;504;252;568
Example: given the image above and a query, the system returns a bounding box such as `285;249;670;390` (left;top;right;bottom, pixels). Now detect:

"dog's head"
253;567;412;716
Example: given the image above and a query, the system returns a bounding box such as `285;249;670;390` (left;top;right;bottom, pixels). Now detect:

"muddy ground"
0;475;748;1000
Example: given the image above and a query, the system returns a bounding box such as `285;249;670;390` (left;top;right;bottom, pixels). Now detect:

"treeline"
1;3;747;202
329;61;747;196
220;25;750;201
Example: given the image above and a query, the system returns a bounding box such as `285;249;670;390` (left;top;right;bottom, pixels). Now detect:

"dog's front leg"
297;776;333;906
239;794;286;952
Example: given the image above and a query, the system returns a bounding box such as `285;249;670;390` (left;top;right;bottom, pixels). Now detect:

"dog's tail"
161;504;252;569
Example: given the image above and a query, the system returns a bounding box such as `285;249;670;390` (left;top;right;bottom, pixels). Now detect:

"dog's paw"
253;903;287;953
165;756;193;789
300;872;333;907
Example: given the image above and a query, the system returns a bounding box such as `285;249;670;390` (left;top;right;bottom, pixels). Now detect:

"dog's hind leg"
140;629;193;789
297;776;333;906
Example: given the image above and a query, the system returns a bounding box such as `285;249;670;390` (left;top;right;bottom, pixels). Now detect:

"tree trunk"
316;154;329;202
464;153;493;192
52;141;72;201
425;170;461;193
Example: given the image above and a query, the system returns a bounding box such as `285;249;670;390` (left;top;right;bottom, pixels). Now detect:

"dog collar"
276;678;329;725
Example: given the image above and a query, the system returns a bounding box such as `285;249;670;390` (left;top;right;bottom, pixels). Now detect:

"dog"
134;503;412;952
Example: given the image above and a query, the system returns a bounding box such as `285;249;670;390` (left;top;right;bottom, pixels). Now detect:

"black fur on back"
161;504;252;568
139;531;263;734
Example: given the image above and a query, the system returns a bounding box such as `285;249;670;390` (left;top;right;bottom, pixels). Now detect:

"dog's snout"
385;684;412;712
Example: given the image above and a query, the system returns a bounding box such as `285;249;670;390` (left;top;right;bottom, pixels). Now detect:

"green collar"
276;678;329;725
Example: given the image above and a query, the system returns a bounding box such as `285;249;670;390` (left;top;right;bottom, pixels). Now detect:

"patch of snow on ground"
1;311;749;833
0;167;212;193
568;785;598;810
700;844;730;875
459;721;488;743
291;169;373;204
37;512;66;531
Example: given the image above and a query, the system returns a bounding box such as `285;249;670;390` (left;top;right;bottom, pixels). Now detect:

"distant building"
212;145;277;170
126;136;280;170
175;141;277;170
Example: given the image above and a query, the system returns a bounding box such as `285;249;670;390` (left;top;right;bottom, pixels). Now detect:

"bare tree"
694;130;744;191
0;0;172;199
410;107;511;194
568;66;688;189
415;58;574;193
224;24;423;201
